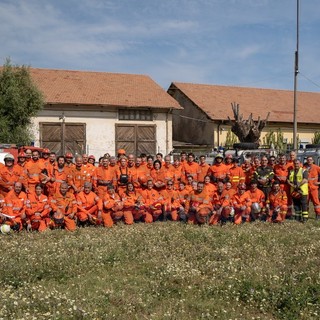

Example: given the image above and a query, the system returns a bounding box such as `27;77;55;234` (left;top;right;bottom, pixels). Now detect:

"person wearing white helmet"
208;153;230;184
0;154;25;197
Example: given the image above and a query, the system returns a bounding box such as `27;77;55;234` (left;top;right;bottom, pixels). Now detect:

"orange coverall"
160;188;181;221
102;191;127;227
232;191;252;224
76;190;102;224
267;189;288;222
93;166;117;198
140;188;163;223
0;166;25;196
26;193;50;231
185;190;212;224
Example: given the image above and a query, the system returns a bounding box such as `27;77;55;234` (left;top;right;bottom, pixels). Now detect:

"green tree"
224;129;238;148
312;131;320;144
0;58;43;144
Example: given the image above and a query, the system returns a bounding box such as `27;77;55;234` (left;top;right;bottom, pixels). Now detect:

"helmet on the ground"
251;202;261;214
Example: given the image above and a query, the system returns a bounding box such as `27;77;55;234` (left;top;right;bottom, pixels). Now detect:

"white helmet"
251;202;261;214
4;153;14;161
0;224;11;234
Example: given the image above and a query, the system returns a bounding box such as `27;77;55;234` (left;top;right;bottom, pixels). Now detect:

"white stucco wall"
31;109;173;159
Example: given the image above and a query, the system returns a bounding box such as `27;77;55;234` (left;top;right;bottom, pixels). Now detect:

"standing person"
116;157;130;195
179;151;187;169
88;155;96;166
172;156;184;189
303;156;320;219
208;153;229;184
183;153;199;183
287;159;309;222
93;157;117;198
224;154;234;170
76;182;102;226
162;155;175;185
64;152;75;172
229;158;245;190
2;182;27;231
0;154;25;196
67;155;92;195
50;182;77;231
203;175;217;201
253;156;274;201
131;157;149;191
25;150;48;194
47;156;68;197
25;184;50;232
40;148;51;167
24;149;33;163
197;155;210;183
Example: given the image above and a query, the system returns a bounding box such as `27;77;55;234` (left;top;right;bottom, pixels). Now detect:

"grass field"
0;219;319;320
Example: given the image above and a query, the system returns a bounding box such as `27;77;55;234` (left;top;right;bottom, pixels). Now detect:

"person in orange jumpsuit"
229;158;245;190
39;148;51;166
131;157;150;191
25;184;50;232
185;175;195;193
50;182;77;231
274;154;292;217
93;157;117;198
160;180;180;221
224;154;234;170
0;154;25;196
108;156;119;176
127;154;136;177
197;155;210;182
88;155;96;166
46;156;68;197
209;182;233;225
241;159;253;188
150;160;166;191
247;180;266;221
102;184;127;227
203;175;217;201
266;180;288;222
304;156;320;219
208;154;230;184
25;150;48;194
162;155;175;185
183;153;199;183
140;180;163;223
116;157;130;195
186;181;212;224
2;182;27;231
286;151;297;172
232;183;252;224
176;182;189;222
172;156;184;190
24;149;33;163
121;182;146;223
179;151;187;169
76;181;102;226
67;155;92;195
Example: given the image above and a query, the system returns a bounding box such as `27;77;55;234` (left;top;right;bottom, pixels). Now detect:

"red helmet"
88;155;95;160
42;148;50;154
18;152;26;158
65;152;73;158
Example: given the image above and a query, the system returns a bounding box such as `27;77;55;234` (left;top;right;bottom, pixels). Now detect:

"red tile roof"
29;68;182;109
170;82;320;123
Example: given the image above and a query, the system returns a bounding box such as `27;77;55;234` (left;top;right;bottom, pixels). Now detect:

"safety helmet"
42;148;50;154
4;153;14;161
215;153;224;159
117;149;126;155
88;155;95;160
18;152;26;158
251;202;261;214
65;152;73;158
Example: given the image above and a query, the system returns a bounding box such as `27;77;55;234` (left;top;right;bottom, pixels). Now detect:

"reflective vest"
289;168;308;196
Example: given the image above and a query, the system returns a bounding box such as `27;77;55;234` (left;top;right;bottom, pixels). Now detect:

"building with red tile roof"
28;68;181;158
168;82;320;149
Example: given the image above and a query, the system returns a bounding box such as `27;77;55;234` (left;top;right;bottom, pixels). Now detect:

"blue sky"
1;0;319;92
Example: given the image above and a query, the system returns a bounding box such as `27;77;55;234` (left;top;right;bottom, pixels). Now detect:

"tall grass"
0;220;319;319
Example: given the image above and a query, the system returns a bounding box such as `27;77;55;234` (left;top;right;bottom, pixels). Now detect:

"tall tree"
0;58;43;144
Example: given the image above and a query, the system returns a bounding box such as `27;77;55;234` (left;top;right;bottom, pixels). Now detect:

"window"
119;109;152;121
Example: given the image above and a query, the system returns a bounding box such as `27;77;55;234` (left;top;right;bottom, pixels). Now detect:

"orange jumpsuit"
161;164;175;185
197;163;210;182
203;182;217;201
76;190;102;224
93;166;117;198
183;162;199;182
247;188;266;220
50;191;77;231
3;190;27;230
208;163;230;184
209;190;233;225
131;165;150;191
160;188;180;221
268;189;288;222
172;164;184;189
102;191;128;227
304;164;320;216
229;165;245;189
150;168;166;191
121;191;146;222
47;167;69;197
26;193;50;231
232;191;252;224
0;166;25;196
25;160;46;194
185;190;212;224
140;188;163;223
67;166;92;194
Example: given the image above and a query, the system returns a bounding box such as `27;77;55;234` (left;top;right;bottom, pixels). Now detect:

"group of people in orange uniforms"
0;147;318;232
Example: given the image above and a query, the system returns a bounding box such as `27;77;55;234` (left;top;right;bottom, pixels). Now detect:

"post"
293;0;299;150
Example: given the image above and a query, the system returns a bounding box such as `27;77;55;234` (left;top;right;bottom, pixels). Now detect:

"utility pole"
293;0;300;150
